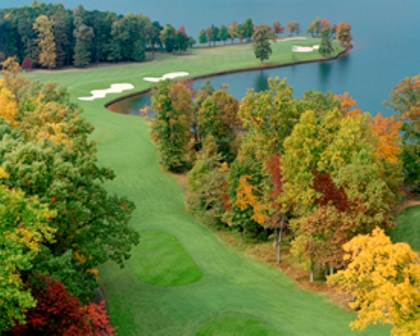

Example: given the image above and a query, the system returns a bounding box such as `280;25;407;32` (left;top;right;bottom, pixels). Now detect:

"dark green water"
5;0;420;116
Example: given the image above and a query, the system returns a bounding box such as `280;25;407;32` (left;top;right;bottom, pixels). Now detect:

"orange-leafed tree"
370;112;402;164
328;227;420;335
336;22;352;48
335;92;362;117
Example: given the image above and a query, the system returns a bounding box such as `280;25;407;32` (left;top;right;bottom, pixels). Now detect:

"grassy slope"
25;41;389;335
390;206;420;251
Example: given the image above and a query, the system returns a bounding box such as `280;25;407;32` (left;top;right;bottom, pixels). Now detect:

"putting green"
196;315;278;336
23;42;390;335
130;230;203;287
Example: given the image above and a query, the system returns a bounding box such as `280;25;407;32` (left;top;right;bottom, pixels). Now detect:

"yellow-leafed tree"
328;227;420;335
33;15;57;69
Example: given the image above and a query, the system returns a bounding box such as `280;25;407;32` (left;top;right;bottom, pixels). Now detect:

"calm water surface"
4;0;420;116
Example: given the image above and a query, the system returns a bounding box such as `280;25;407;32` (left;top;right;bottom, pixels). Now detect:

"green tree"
318;22;334;57
219;24;229;44
73;15;94;67
243;18;254;42
33;15;56;69
160;24;176;52
198;88;241;162
0;170;55;332
307;17;322;37
146;21;162;60
108;19;129;62
151;79;193;171
175;26;188;54
186;136;228;227
385;75;420;192
252;23;275;63
51;4;72;66
198;29;208;45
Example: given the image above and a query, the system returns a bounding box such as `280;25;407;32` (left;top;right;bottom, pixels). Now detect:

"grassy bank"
23;40;392;335
25;37;344;102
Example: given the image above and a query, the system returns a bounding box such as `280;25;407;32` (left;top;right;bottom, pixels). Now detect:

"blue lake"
4;0;420;115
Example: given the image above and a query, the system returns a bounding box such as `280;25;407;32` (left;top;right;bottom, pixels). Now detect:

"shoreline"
105;47;350;110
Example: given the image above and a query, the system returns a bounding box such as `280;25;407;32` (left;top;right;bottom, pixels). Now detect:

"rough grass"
24;41;390;335
130;230;203;286
390;205;420;251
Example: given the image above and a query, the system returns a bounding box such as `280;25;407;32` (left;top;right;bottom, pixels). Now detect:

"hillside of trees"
150;76;420;334
0;58;139;334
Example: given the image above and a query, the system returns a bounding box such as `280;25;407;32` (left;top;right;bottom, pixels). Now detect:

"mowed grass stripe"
24;42;390;335
131;230;203;286
390;205;420;251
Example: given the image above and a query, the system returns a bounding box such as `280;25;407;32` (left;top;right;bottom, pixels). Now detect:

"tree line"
0;2;353;69
150;74;419;334
0;1;195;68
0;58;139;334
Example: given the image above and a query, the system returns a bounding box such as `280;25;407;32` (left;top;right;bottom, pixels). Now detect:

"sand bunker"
292;45;320;52
143;72;189;82
78;83;134;101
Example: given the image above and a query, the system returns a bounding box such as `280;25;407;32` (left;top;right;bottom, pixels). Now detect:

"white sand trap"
143;72;189;83
78;83;134;101
292;45;320;52
279;37;308;42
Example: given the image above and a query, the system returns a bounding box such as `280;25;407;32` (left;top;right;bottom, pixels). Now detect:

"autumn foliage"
10;275;114;336
328;228;420;335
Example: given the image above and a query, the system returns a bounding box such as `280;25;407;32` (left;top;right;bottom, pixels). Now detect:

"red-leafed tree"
313;169;350;212
11;275;114;336
85;301;115;336
21;57;32;71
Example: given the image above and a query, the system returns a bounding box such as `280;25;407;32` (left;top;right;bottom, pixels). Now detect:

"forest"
0;3;353;68
150;75;420;335
0;1;418;335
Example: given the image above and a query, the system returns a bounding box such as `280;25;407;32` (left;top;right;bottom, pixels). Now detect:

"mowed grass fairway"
25;41;390;335
390;205;420;251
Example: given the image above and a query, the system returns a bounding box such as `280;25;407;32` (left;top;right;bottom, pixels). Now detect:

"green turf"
23;41;390;335
196;315;278;336
130;230;203;286
390;205;420;251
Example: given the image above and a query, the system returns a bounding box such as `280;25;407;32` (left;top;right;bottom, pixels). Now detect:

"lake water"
4;0;420;116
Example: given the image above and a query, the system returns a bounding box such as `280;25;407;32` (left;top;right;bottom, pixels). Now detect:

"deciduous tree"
287;21;300;36
273;21;284;37
151;79;193;171
328;227;420;335
336;22;352;48
385;75;420;191
252;23;275;63
33;15;57;69
73;15;94;67
0;175;55;332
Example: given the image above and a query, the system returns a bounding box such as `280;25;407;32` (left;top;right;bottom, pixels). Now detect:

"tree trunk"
330;265;334;275
325;263;329;276
276;214;285;264
310;267;314;283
